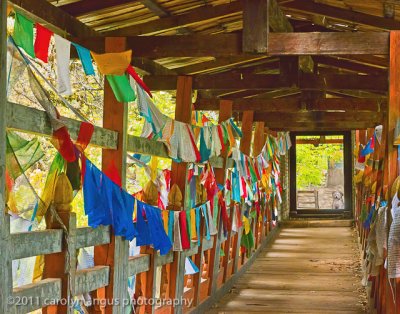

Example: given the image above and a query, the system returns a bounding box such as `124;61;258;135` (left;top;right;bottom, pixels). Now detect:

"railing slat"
128;254;150;276
12;278;62;314
11;230;63;260
74;266;109;296
76;226;110;249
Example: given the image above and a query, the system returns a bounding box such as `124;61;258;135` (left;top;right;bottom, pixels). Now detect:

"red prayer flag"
127;65;153;98
52;126;76;163
179;210;190;249
34;23;53;63
104;160;122;187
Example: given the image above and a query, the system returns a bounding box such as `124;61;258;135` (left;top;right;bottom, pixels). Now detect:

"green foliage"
296;140;343;190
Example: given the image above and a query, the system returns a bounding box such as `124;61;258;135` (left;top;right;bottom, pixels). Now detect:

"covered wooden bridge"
0;0;399;313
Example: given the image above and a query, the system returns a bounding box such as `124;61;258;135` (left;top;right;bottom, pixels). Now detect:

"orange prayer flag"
91;50;132;75
7;5;12;17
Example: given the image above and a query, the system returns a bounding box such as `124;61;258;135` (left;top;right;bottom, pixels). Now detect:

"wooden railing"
3;101;287;314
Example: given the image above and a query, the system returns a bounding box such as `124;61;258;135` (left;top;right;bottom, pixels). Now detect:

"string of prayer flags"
91;50;131;75
127;65;152;98
73;43;95;76
106;74;136;103
13;13;35;58
184;257;199;275
34;24;53;63
54;34;72;96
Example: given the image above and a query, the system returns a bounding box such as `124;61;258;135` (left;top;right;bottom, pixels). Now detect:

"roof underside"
9;0;395;131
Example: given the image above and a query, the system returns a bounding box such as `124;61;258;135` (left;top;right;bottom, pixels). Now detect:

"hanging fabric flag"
127;65;152;97
201;204;211;241
179;210;190;250
168;211;174;243
173;211;183;251
195;207;201;245
13;13;35;58
54;34;72;96
135;200;151;246
190;209;197;240
206;202;218;235
184;257;199;275
34;23;53;63
73;43;95;75
106;74;136;103
361;137;374;157
144;205;172;255
91;50;132;75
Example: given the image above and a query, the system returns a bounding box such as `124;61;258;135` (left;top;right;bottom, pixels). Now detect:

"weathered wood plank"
157;251;174;266
243;0;269;53
59;0;135;17
113;33;389;58
76;226;110;249
128;254;150;276
9;0;97;38
12;278;62;314
282;0;400;31
7;102;118;149
104;1;243;36
202;236;214;251
195;97;381;112
74;266;110;296
143;73;388;91
11;230;63;260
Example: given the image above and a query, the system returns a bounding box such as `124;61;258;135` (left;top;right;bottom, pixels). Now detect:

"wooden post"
243;0;269;53
208;100;232;294
43;174;76;314
0;0;11;312
385;30;400;314
239;111;254;264
168;76;193;314
93;37;129;314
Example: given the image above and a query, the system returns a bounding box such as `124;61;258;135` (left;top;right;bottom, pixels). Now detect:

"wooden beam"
282;0;400;30
98;32;388;58
314;56;387;75
9;0;97;38
253;111;383;124
269;122;379;131
104;1;243;36
195;97;381;112
59;0;135;17
143;73;388;91
139;0;169;17
243;0;269;53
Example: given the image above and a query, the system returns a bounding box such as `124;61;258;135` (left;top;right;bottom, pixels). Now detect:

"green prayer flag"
106;74;136;103
13;13;35;58
6;132;44;179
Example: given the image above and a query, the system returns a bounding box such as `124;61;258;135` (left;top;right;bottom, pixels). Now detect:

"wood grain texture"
243;0;269;53
209;227;367;313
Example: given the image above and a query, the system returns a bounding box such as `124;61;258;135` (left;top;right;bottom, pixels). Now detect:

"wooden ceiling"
9;0;396;131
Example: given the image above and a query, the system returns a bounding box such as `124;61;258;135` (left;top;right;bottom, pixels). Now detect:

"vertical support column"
210;100;232;288
43;174;76;314
94;37;129;314
0;1;11;313
169;76;192;314
242;0;269;53
385;30;400;314
239;110;254;264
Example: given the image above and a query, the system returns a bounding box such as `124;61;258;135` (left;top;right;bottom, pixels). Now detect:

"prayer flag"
34;23;52;63
73;43;95;75
106;74;136;103
13;13;35;58
91;50;131;75
54;34;72;96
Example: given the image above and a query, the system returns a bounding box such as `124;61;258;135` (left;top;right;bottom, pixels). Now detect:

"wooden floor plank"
208;226;368;313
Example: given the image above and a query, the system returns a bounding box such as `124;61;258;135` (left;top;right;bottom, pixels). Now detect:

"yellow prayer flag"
162;210;169;233
243;216;250;235
91;50;132;75
190;209;196;239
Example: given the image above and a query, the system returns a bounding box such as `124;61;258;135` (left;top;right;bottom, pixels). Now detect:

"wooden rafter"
314;56;387;75
9;0;97;38
195;97;382;112
281;0;400;30
103;1;243;36
59;0;135;17
143;73;388;91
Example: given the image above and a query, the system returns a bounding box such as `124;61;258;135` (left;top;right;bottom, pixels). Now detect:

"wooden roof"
9;0;395;131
